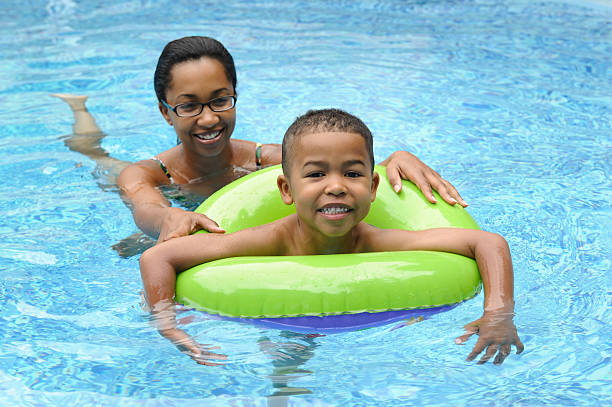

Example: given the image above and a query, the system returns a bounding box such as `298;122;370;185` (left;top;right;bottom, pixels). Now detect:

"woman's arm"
117;162;225;242
371;227;523;364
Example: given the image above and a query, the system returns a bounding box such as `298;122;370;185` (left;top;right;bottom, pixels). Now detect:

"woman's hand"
157;207;225;243
455;310;524;365
380;151;468;207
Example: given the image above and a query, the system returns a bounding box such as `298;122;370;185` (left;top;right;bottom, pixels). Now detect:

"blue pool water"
1;0;610;405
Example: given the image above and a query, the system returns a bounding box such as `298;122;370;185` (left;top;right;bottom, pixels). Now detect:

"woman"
54;36;466;248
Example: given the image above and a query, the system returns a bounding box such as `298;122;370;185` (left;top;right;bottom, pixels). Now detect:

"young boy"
140;108;523;366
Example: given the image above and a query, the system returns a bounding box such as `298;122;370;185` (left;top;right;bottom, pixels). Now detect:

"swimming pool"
1;0;610;405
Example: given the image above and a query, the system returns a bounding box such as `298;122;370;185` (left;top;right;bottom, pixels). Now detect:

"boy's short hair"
281;108;375;174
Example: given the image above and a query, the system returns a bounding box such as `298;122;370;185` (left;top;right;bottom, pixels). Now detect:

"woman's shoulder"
261;143;282;165
230;139;281;168
117;148;180;187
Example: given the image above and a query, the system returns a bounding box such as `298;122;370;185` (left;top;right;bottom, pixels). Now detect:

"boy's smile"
278;131;379;250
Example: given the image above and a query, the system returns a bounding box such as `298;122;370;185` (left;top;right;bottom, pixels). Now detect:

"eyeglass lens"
176;96;235;116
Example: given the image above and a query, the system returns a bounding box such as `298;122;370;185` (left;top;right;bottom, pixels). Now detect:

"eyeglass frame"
161;95;237;117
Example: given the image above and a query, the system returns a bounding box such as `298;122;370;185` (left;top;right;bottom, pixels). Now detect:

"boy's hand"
157;207;225;243
162;327;227;366
455;310;524;365
380;151;467;207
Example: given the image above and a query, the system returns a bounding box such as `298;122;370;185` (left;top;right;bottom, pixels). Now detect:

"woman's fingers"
385;165;404;193
425;173;468;207
384;159;468;207
158;211;225;243
413;178;437;203
386;164;437;202
193;213;225;233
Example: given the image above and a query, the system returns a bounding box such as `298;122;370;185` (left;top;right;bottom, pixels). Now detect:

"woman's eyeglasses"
161;95;236;117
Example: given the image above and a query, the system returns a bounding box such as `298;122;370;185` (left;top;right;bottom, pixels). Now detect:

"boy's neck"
292;217;361;255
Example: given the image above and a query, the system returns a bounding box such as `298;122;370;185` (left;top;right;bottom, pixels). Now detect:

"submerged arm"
139;225;283;363
373;227;523;364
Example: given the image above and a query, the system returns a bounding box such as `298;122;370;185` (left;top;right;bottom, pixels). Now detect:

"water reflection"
258;332;322;405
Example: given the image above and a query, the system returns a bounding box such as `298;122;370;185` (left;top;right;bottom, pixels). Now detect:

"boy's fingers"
454;331;474;344
190;349;228;366
493;344;511;365
515;339;525;354
477;345;499;364
456;320;480;344
200;351;227;360
200;345;221;350
195;355;226;366
466;339;487;361
203;362;224;366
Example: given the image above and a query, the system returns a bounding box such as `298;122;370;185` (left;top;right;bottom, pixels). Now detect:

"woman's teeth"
319;207;350;215
195;130;221;140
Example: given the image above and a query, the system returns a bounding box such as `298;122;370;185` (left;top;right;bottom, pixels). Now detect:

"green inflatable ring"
176;165;481;331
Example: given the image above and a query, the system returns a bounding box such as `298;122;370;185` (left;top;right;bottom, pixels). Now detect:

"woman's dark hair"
153;36;237;102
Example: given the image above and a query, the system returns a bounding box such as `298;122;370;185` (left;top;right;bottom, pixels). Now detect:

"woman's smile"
192;128;224;143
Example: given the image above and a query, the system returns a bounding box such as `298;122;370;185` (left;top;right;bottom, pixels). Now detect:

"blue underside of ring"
205;304;458;334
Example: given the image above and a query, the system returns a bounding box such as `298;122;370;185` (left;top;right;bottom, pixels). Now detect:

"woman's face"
160;57;236;158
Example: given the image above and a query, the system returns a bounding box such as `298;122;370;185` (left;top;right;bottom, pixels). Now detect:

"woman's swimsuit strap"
255;143;263;168
152;143;261;184
151;157;175;184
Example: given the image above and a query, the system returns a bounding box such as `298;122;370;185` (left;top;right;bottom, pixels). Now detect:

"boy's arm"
370;227;523;364
139;223;283;364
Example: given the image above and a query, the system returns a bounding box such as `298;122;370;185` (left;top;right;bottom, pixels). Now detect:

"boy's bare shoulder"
232;214;297;255
354;222;383;252
355;222;416;253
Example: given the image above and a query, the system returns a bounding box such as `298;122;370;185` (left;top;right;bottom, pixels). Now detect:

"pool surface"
1;0;610;405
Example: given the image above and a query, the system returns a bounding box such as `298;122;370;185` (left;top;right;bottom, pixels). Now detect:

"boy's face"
277;131;379;238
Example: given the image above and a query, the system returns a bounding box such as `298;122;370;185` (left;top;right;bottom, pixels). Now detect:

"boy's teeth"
195;130;221;140
320;207;349;214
